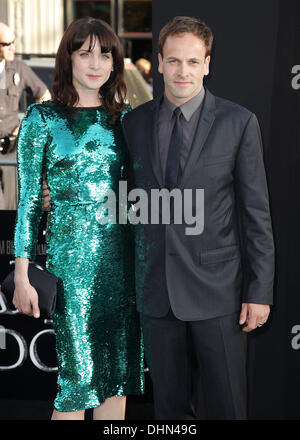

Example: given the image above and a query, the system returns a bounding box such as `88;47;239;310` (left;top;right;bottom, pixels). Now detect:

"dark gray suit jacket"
122;88;275;321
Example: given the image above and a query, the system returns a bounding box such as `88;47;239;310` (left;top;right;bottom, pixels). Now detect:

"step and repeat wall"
1;0;300;419
0;212;57;402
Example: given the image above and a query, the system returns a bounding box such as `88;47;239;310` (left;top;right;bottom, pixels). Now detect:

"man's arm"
12;62;51;136
21;60;51;102
121;115;136;195
234;113;275;331
36;89;51;103
12;89;51;136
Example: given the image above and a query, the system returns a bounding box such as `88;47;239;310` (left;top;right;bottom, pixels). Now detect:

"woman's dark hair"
52;17;127;124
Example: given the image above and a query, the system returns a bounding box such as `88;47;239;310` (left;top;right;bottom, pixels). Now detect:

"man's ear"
158;53;163;74
204;55;210;76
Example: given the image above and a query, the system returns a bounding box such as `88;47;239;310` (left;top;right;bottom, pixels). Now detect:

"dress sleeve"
120;104;132;122
14;104;49;260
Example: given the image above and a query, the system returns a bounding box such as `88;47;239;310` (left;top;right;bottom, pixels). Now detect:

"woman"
12;17;144;420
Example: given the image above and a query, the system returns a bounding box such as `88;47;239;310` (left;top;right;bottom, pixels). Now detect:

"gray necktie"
165;107;182;189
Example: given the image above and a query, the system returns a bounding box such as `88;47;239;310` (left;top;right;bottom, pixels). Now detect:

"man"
122;16;274;419
0;22;51;210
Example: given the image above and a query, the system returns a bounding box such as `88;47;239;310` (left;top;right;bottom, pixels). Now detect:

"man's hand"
239;303;270;332
42;179;51;211
12;124;20;136
36;89;52;103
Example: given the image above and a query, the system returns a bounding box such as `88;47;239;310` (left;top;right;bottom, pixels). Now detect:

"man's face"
158;33;210;106
0;26;16;62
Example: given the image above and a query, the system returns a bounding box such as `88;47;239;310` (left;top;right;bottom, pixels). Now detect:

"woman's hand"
13;258;40;318
13;282;40;318
42;179;51;211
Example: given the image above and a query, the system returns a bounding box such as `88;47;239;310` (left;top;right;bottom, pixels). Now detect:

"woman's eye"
80;52;89;57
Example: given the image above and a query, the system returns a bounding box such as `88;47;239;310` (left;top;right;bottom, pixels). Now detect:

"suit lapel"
148;97;163;187
179;88;216;188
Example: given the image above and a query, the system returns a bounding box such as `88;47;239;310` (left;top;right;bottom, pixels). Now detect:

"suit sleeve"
235;113;275;304
121;114;136;194
14;104;48;260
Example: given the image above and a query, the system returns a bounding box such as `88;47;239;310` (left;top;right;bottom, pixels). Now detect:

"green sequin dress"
14;100;144;412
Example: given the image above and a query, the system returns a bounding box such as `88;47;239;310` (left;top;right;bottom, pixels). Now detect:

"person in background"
135;57;153;93
12;17;144;420
124;58;153;108
0;22;51;210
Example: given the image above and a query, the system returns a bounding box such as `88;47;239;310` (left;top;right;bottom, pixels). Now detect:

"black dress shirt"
158;87;205;182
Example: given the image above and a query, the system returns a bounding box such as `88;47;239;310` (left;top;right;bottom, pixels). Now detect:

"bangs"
68;20;116;54
53;16;127;123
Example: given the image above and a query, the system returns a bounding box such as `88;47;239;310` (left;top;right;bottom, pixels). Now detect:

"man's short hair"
158;16;214;58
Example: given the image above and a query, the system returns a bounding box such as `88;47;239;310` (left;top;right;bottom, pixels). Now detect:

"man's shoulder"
8;59;38;83
12;58;31;72
214;94;253;120
214;91;253;122
4;58;20;72
12;59;44;86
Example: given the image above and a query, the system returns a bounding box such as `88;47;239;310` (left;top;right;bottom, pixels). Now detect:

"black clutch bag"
1;262;58;318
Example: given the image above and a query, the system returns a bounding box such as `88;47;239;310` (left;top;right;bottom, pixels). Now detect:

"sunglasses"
0;41;15;47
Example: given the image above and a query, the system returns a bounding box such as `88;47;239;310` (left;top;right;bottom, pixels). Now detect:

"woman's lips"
87;74;101;79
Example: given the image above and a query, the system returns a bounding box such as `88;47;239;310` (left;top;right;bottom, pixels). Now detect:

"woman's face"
71;36;113;95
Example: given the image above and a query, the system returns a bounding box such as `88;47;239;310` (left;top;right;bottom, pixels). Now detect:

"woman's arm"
13;104;49;318
13;257;40;318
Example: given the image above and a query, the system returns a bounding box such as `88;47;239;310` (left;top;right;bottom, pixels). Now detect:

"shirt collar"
0;59;5;74
162;87;205;122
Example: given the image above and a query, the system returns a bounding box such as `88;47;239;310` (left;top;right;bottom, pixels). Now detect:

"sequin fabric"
14;100;144;412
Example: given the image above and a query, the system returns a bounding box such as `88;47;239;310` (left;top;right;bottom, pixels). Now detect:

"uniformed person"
0;22;51;210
